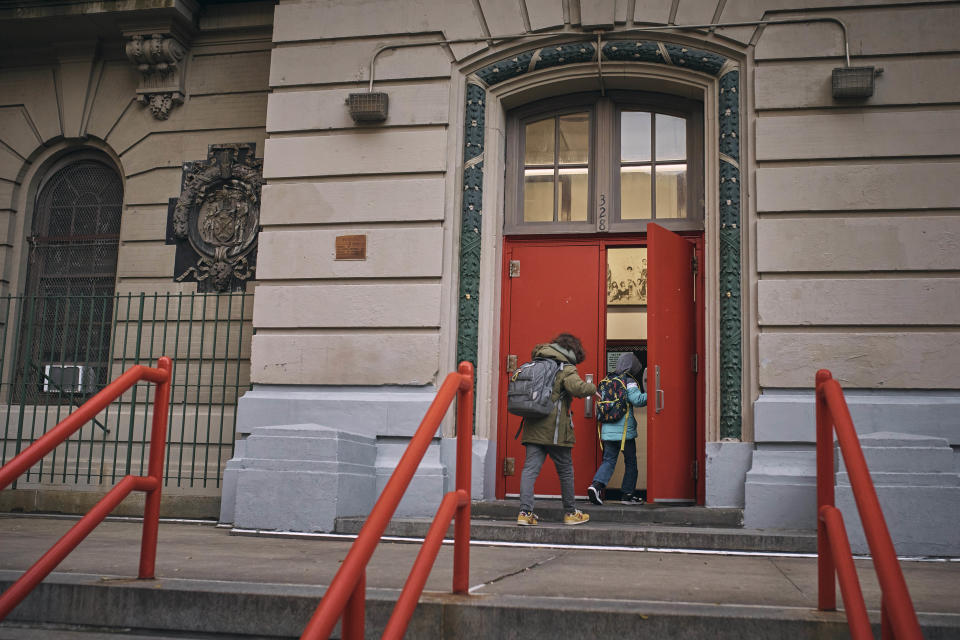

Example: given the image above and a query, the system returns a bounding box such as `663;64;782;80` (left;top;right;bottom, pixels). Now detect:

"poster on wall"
606;248;647;305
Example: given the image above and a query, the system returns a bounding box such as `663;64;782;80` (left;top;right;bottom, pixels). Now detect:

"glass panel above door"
655;164;687;219
621;111;652;162
558;167;588;221
521;111;590;223
621;166;652;220
655;114;686;162
523;169;554;222
524;118;555;165
619;110;688;221
558;113;589;164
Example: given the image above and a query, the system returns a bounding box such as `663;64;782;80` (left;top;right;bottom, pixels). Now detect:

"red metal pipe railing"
0;357;172;621
301;361;474;640
815;369;922;640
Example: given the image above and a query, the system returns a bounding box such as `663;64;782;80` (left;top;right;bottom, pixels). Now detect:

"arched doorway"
454;38;744;504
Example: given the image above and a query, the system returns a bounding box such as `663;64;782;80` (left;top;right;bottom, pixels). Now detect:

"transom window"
505;92;703;234
620;111;687;220
522;112;590;222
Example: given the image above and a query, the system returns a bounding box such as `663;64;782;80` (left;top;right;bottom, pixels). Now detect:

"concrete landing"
1;515;958;639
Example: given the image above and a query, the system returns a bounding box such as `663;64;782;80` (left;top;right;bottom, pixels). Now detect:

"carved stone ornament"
124;33;187;120
166;144;262;292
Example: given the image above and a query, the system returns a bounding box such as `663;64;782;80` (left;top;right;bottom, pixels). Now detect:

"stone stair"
2;515;958;639
836;431;960;556
333;500;818;554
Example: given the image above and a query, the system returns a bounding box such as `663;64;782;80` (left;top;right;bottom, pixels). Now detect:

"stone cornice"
0;0;199;22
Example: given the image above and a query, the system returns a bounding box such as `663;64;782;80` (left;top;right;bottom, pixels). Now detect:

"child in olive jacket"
517;333;596;527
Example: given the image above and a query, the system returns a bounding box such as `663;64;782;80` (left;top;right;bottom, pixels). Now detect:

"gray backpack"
507;358;564;419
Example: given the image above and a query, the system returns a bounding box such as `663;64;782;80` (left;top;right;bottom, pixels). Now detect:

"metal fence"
0;292;252;490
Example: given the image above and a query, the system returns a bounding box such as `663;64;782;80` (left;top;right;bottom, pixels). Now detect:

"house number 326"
597;193;608;232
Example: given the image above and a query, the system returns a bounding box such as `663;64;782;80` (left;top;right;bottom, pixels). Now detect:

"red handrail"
0;357;172;620
301;361;474;640
815;369;922;639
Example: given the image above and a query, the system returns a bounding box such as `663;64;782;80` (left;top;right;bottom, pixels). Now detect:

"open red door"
499;241;601;498
646;224;697;502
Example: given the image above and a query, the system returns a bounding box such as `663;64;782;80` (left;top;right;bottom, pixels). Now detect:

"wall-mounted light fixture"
346;91;389;123
832;66;882;99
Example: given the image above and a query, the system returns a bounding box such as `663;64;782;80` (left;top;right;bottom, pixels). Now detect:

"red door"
646;224;697;502
498;241;601;497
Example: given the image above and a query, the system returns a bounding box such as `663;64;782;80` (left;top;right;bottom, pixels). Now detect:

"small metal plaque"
503;457;515;476
335;234;366;260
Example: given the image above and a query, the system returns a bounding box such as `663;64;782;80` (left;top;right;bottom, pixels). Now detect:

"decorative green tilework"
664;43;727;76
474;52;535;86
456;162;484;371
718;71;740;162
457;41;744;439
463;83;486;162
534;42;596;70
602;41;663;63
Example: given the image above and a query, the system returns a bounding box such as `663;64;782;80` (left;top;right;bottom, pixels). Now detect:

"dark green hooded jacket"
520;342;597;447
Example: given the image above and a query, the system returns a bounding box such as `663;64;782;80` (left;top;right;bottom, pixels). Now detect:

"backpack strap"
514;417;524;440
618;373;639;451
619;411;629;452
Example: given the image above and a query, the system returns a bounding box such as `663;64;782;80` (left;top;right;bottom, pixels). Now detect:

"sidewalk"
1;514;958;638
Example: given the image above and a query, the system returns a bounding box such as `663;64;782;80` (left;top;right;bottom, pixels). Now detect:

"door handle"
584;374;594;418
654;365;664;414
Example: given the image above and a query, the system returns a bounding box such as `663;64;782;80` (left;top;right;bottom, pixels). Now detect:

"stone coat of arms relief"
166;144;262;292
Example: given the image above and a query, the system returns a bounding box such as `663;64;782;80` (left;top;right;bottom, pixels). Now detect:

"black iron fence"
0;292;252;489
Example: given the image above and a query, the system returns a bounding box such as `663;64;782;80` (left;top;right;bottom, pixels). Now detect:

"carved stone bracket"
166;143;262;292
124;32;189;120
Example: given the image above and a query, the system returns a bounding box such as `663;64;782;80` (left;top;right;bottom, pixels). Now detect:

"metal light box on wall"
346;92;389;123
832;66;878;99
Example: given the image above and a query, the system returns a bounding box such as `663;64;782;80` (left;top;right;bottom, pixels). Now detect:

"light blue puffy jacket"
599;374;647;442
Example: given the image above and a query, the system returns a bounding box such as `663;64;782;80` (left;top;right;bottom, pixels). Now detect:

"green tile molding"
457;40;743;439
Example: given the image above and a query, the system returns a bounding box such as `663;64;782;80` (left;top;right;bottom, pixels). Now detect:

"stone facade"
0;1;272;509
1;1;958;553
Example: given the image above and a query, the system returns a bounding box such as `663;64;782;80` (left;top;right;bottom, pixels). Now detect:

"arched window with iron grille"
16;152;122;401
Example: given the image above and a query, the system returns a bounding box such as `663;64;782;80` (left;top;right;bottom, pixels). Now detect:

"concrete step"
333;501;816;554
2;518;957;640
0;622;275;639
333;517;816;554
3;570;958;640
471;499;744;526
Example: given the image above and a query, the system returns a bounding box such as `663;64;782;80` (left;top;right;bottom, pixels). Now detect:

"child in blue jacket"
587;352;647;505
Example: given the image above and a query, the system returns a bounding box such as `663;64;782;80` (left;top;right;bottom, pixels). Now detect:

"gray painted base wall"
748;392;960;555
754;389;960;444
705;441;754;508
232;424;377;532
744;449;818;530
221;385;496;530
836;432;960;556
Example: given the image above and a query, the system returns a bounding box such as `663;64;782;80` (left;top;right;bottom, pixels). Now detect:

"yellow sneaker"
517;510;539;526
563;509;590;525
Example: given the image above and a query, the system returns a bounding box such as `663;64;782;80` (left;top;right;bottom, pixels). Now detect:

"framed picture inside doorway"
606;247;647;305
